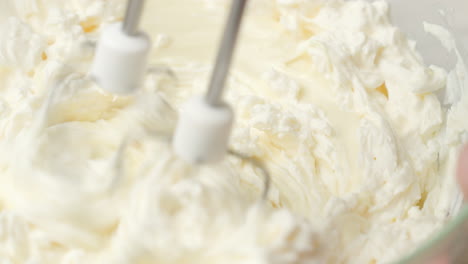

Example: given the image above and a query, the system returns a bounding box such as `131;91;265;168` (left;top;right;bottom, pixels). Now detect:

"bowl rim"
396;205;468;263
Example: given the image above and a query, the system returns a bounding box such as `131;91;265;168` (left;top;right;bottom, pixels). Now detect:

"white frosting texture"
0;0;466;263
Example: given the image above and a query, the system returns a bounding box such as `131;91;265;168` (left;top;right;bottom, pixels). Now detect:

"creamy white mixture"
0;0;467;263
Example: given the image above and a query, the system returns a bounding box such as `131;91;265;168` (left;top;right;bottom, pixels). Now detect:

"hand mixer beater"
5;0;272;259
113;0;271;201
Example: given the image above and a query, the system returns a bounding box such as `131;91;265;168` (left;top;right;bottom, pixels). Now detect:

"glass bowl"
384;0;468;263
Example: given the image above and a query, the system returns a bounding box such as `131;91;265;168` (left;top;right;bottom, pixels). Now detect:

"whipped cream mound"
0;0;466;263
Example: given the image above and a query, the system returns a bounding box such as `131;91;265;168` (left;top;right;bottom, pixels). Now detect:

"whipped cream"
0;0;466;263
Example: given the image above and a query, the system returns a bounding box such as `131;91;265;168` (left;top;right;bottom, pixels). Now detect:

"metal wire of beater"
205;0;247;106
228;150;271;202
123;0;145;35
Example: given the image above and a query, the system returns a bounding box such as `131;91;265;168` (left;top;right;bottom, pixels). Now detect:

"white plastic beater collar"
172;0;247;164
90;0;150;95
173;97;234;164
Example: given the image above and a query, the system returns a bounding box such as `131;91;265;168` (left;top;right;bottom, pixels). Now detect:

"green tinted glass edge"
395;205;468;264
